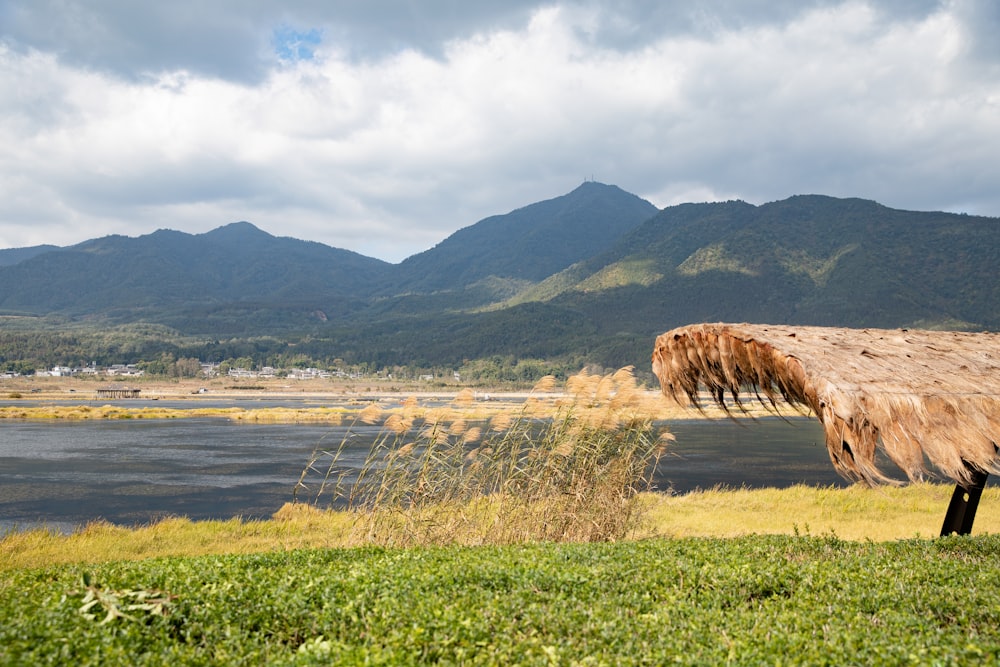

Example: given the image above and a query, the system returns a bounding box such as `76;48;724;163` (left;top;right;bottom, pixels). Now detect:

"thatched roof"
651;323;1000;487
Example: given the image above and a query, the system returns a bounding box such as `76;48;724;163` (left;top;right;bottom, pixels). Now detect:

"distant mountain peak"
391;181;660;293
203;221;273;240
570;180;624;193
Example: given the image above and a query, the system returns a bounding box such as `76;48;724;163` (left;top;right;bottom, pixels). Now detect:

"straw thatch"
651;323;1000;487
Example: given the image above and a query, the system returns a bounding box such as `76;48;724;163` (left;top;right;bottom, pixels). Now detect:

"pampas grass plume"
358;403;382;425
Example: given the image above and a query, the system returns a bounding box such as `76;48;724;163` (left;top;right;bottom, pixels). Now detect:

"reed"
294;367;672;547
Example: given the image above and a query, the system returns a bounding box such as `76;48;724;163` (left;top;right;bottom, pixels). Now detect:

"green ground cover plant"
2;535;999;665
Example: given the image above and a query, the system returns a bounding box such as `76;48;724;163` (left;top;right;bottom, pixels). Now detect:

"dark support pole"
940;467;989;536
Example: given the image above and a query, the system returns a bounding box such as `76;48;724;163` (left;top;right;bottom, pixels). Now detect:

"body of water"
0;416;855;532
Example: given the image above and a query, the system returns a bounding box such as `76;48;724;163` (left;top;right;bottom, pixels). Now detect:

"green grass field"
3;484;1000;664
2;531;998;665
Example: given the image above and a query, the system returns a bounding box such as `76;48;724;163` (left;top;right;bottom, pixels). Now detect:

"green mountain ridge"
541;194;999;342
0;222;390;333
342;192;999;369
0;244;60;267
388;181;659;295
1;186;998;372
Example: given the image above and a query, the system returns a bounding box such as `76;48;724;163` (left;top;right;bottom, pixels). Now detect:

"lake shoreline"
0;376;807;421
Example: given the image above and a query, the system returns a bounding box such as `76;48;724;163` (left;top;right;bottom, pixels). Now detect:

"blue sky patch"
272;25;323;62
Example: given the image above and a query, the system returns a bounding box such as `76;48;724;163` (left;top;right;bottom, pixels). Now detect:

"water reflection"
0;416;856;532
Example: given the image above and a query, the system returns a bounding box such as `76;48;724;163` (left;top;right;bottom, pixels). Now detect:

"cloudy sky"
1;1;998;262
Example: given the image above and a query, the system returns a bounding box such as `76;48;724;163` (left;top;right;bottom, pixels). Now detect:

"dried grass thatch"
652;323;1000;487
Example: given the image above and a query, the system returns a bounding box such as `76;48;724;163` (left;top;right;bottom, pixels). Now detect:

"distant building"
288;367;332;380
106;364;144;377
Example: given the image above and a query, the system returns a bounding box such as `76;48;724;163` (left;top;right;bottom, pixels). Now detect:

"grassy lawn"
4;484;1000;665
2;530;999;665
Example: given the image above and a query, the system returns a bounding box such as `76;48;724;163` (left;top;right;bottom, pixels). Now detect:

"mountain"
0;182;660;331
516;194;1000;336
0;245;59;267
1;186;998;372
388;182;659;296
0;222;391;333
321;194;1000;370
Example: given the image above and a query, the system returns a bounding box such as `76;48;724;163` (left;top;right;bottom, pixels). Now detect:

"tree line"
0;329;596;385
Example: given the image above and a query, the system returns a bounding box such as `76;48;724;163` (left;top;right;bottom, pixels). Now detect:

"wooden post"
940;466;989;536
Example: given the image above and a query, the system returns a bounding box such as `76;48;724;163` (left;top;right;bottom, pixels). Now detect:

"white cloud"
0;1;998;261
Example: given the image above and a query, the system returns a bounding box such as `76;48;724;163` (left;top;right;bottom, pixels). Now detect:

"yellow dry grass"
0;395;781;424
639;483;1000;541
0;405;358;422
0;509;353;571
293;367;674;547
3;484;995;572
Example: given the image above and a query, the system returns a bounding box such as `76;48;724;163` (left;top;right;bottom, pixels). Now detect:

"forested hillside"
1;184;997;376
388;181;658;296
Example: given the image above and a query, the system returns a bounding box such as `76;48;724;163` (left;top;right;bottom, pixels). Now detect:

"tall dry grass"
294;367;673;547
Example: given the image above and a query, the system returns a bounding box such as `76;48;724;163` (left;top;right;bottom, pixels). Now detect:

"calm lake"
1;410;875;532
